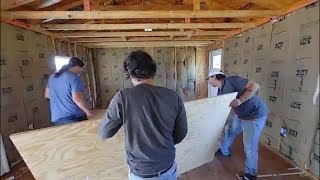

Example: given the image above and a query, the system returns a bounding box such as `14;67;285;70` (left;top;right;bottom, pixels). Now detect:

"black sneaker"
215;149;231;157
238;173;257;180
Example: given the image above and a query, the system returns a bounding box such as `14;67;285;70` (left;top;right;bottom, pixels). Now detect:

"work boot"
215;149;231;157
238;173;257;180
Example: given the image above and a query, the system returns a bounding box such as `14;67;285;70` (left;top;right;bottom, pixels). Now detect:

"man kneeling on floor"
98;50;188;180
207;69;269;180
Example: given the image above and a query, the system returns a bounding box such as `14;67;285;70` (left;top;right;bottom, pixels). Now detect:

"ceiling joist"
1;10;282;19
70;36;222;42
84;41;214;48
57;30;232;38
91;4;194;10
41;23;254;31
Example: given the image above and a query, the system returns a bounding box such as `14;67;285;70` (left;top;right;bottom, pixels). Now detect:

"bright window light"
144;28;153;32
212;55;222;69
55;56;70;72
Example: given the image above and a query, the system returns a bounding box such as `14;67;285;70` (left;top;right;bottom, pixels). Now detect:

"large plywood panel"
11;93;237;180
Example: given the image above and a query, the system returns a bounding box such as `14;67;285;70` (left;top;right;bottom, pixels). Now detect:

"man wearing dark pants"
98;50;188;180
207;69;269;180
45;57;93;126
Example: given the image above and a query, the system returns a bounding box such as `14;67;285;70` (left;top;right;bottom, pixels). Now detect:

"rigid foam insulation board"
10;93;237;180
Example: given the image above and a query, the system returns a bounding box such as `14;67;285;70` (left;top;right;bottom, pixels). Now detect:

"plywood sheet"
11;93;237;180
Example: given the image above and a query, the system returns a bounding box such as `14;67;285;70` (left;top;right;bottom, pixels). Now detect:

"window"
208;49;222;98
209;49;222;70
212;55;222;69
55;56;70;71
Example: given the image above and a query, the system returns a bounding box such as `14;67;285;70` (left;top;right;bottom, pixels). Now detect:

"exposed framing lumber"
70;36;222;43
0;10;282;19
194;0;201;10
83;0;91;11
121;36;127;41
3;18;52;36
1;0;36;10
41;23;254;31
223;0;319;40
91;4;194;10
57;30;232;38
83;41;215;48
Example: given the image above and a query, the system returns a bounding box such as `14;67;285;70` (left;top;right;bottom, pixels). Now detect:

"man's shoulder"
122;85;180;98
157;86;180;97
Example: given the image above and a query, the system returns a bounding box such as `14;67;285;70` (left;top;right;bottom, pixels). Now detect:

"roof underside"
1;0;317;48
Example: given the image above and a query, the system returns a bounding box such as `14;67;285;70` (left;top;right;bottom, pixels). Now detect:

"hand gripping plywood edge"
10;92;237;180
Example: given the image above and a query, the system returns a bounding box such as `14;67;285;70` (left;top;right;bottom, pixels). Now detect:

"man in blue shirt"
45;57;93;125
207;69;269;180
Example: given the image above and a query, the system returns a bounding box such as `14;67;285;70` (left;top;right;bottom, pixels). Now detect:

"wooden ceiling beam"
1;10;282;19
83;41;214;48
1;0;36;10
91;4;193;10
70;36;222;42
83;0;91;10
223;0;319;40
56;30;232;38
41;23;254;30
194;0;201;10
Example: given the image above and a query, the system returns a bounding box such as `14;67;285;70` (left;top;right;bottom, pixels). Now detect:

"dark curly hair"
123;50;157;81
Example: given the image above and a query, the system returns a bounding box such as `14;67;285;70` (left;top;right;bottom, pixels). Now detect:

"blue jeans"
220;115;267;176
53;115;87;126
128;163;177;180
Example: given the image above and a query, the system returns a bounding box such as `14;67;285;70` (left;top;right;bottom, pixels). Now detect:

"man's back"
48;71;85;121
99;84;187;176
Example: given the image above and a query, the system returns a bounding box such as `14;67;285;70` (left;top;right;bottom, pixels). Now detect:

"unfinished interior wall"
222;2;319;176
195;47;209;100
94;47;200;108
0;23;95;164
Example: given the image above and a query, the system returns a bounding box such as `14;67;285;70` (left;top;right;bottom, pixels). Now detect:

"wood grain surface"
11;93;237;180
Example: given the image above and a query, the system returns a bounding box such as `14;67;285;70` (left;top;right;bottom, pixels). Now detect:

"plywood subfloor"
2;135;313;180
179;135;313;180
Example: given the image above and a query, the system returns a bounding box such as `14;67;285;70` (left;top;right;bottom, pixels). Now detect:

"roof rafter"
1;0;36;10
